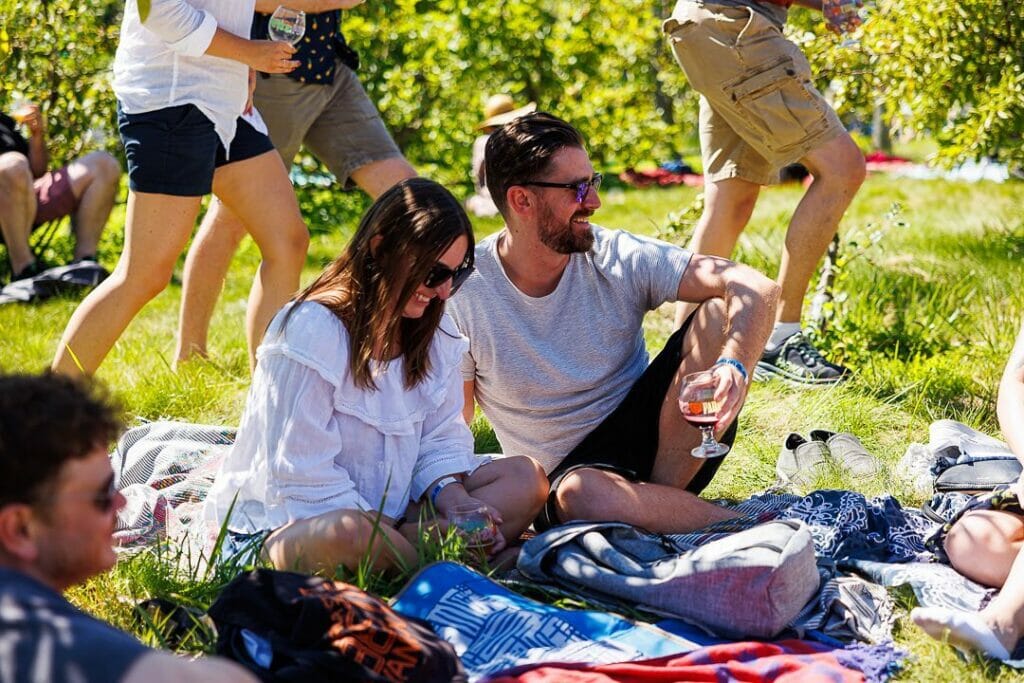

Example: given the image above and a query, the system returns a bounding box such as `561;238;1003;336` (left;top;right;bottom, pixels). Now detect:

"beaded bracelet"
714;357;748;383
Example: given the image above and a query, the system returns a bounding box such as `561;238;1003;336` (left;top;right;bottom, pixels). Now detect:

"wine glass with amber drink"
679;370;730;458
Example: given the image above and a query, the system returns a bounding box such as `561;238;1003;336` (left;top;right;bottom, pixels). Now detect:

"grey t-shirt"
0;568;149;683
448;225;691;472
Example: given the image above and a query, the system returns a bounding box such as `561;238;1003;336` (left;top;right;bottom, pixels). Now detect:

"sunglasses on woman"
520;172;603;204
423;254;474;294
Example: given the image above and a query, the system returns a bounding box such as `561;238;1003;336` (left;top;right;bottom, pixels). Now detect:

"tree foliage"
345;0;698;187
2;0;1023;182
793;0;1024;167
0;0;122;164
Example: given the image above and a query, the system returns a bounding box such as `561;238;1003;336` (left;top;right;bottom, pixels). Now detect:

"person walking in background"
53;0;309;377
664;0;866;386
0;102;120;282
465;94;536;218
175;0;417;365
206;179;547;574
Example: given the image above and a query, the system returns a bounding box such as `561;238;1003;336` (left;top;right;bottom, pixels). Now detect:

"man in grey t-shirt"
448;112;780;533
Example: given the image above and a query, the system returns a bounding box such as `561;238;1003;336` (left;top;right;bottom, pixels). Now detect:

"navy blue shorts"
118;103;274;196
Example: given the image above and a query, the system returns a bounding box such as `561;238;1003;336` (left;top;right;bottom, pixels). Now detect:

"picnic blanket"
391;561;710;682
110;421;234;552
107;423;1010;661
485;640;903;683
392;562;903;683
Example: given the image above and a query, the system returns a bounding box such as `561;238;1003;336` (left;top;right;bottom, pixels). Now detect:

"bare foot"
911;607;1013;659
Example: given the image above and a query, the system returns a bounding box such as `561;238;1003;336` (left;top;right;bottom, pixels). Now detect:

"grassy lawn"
2;173;1023;679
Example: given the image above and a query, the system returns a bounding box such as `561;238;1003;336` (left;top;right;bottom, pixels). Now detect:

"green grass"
6;174;1024;679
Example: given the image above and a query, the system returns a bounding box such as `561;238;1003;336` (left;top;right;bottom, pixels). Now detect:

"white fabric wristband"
429;476;460;508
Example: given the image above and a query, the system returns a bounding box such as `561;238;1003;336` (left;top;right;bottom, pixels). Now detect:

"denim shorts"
118;103;274;196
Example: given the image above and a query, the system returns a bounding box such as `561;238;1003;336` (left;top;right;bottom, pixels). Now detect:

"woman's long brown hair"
286;178;474;390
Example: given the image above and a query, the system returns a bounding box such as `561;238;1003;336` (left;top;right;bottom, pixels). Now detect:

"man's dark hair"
484;111;586;216
0;373;123;506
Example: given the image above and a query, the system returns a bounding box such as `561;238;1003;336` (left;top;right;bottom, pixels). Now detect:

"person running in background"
0;101;119;282
53;0;308;377
913;320;1024;660
206;179;547;574
664;0;866;385
175;0;417;365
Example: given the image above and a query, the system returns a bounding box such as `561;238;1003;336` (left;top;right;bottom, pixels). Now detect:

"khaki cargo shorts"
664;1;846;185
255;62;403;188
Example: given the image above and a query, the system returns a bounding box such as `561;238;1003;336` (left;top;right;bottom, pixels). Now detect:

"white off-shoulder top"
205;301;483;534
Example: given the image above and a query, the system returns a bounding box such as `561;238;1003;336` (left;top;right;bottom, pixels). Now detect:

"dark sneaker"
776;432;831;489
755;332;850;385
11;260;45;282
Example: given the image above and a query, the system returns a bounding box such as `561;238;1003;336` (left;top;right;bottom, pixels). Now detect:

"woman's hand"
436;487;507;556
246;40;299;74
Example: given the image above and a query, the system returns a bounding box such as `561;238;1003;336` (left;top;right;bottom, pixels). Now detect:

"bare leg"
175;156;415;364
555;298;744;534
913;510;1024;657
777;133;865;324
348;156;417;200
211;150;308;370
263;508;417;574
673;178;760;328
0;152;38;274
462;456;548;543
52;191;202;376
654;296;735;488
65;151;120;259
554;468;739;534
174;200;247;362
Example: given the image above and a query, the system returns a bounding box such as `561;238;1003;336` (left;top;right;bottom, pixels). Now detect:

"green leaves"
3;0;1022;179
796;0;1024;168
0;0;121;165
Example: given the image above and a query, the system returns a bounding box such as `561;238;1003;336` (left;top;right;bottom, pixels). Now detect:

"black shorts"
535;311;738;532
118;103;274;196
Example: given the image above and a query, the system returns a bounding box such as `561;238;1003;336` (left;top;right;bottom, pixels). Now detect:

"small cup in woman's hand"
447;503;497;552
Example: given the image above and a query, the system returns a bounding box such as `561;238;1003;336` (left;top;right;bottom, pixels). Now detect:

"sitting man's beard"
539;208;594;254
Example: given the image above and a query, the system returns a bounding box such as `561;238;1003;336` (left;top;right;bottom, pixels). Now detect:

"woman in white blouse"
53;0;307;376
207;178;549;573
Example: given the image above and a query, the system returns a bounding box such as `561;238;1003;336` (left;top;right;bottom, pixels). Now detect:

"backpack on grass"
208;568;465;683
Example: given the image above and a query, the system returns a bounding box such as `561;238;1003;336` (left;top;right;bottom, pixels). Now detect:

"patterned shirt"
252;10;358;85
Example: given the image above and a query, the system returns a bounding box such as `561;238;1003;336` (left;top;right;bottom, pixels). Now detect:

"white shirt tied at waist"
112;0;255;151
